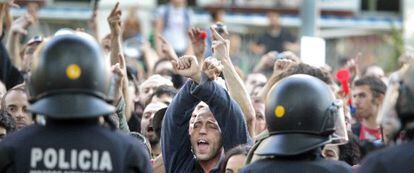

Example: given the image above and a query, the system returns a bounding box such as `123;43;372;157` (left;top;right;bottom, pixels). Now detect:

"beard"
192;136;223;161
148;135;160;146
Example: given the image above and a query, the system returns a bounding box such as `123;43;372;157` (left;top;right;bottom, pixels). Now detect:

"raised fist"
202;58;223;80
172;55;200;79
10;13;34;35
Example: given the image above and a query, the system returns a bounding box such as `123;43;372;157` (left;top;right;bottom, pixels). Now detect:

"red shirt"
359;124;381;141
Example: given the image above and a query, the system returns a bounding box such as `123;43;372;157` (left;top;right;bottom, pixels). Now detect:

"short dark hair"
210;11;220;22
127;66;138;81
277;63;334;85
219;145;250;173
149;85;178;105
338;132;361;165
354;76;387;98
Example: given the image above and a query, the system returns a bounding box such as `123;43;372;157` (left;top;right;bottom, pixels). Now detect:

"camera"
212;22;228;38
276;52;286;60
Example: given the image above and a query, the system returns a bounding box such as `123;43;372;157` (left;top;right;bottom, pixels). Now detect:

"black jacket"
0;37;23;89
358;140;414;173
0;119;153;173
240;151;352;173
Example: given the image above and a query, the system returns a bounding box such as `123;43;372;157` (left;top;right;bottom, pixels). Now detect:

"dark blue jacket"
0;35;23;89
0;119;153;173
358;140;414;173
162;79;251;173
239;156;352;173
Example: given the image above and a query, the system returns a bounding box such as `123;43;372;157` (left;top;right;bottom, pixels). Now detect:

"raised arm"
141;40;159;77
158;35;178;61
154;8;165;58
0;2;24;89
88;0;99;41
0;1;17;37
110;54;130;132
188;27;206;64
0;5;5;36
162;55;201;173
107;2;122;66
190;56;252;150
190;76;251;151
107;3;132;124
6;13;34;70
210;27;256;137
0;30;23;90
259;58;296;101
252;51;277;74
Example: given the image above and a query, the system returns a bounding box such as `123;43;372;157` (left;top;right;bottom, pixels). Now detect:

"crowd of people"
0;0;413;172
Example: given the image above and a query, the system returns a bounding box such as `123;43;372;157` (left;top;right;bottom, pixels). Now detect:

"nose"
353;97;360;107
199;125;207;135
15;111;25;119
148;115;154;125
148;88;155;96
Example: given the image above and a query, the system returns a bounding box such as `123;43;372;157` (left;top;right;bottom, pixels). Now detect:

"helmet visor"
329;100;348;145
29;94;115;118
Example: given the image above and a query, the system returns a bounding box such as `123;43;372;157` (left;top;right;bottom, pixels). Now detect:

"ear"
376;94;385;105
188;126;193;136
188;120;194;135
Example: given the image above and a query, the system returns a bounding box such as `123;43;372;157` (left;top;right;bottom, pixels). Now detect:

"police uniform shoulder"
318;159;353;173
237;162;255;172
238;159;273;172
109;130;145;148
359;142;413;168
358;146;391;173
362;146;387;160
367;142;414;160
85;126;135;146
114;131;135;142
358;142;414;173
96;129;150;156
111;131;152;169
0;124;43;146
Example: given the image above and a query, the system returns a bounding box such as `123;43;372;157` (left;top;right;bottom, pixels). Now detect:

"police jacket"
0;118;153;173
239;149;352;173
358;140;414;173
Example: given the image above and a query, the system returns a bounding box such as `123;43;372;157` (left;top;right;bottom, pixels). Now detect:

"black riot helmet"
28;33;115;118
255;74;344;156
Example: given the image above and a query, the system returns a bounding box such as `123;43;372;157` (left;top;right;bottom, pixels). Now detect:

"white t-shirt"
156;5;192;54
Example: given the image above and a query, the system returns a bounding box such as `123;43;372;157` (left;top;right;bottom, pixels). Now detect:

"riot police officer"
240;74;352;173
358;63;414;173
0;34;153;172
